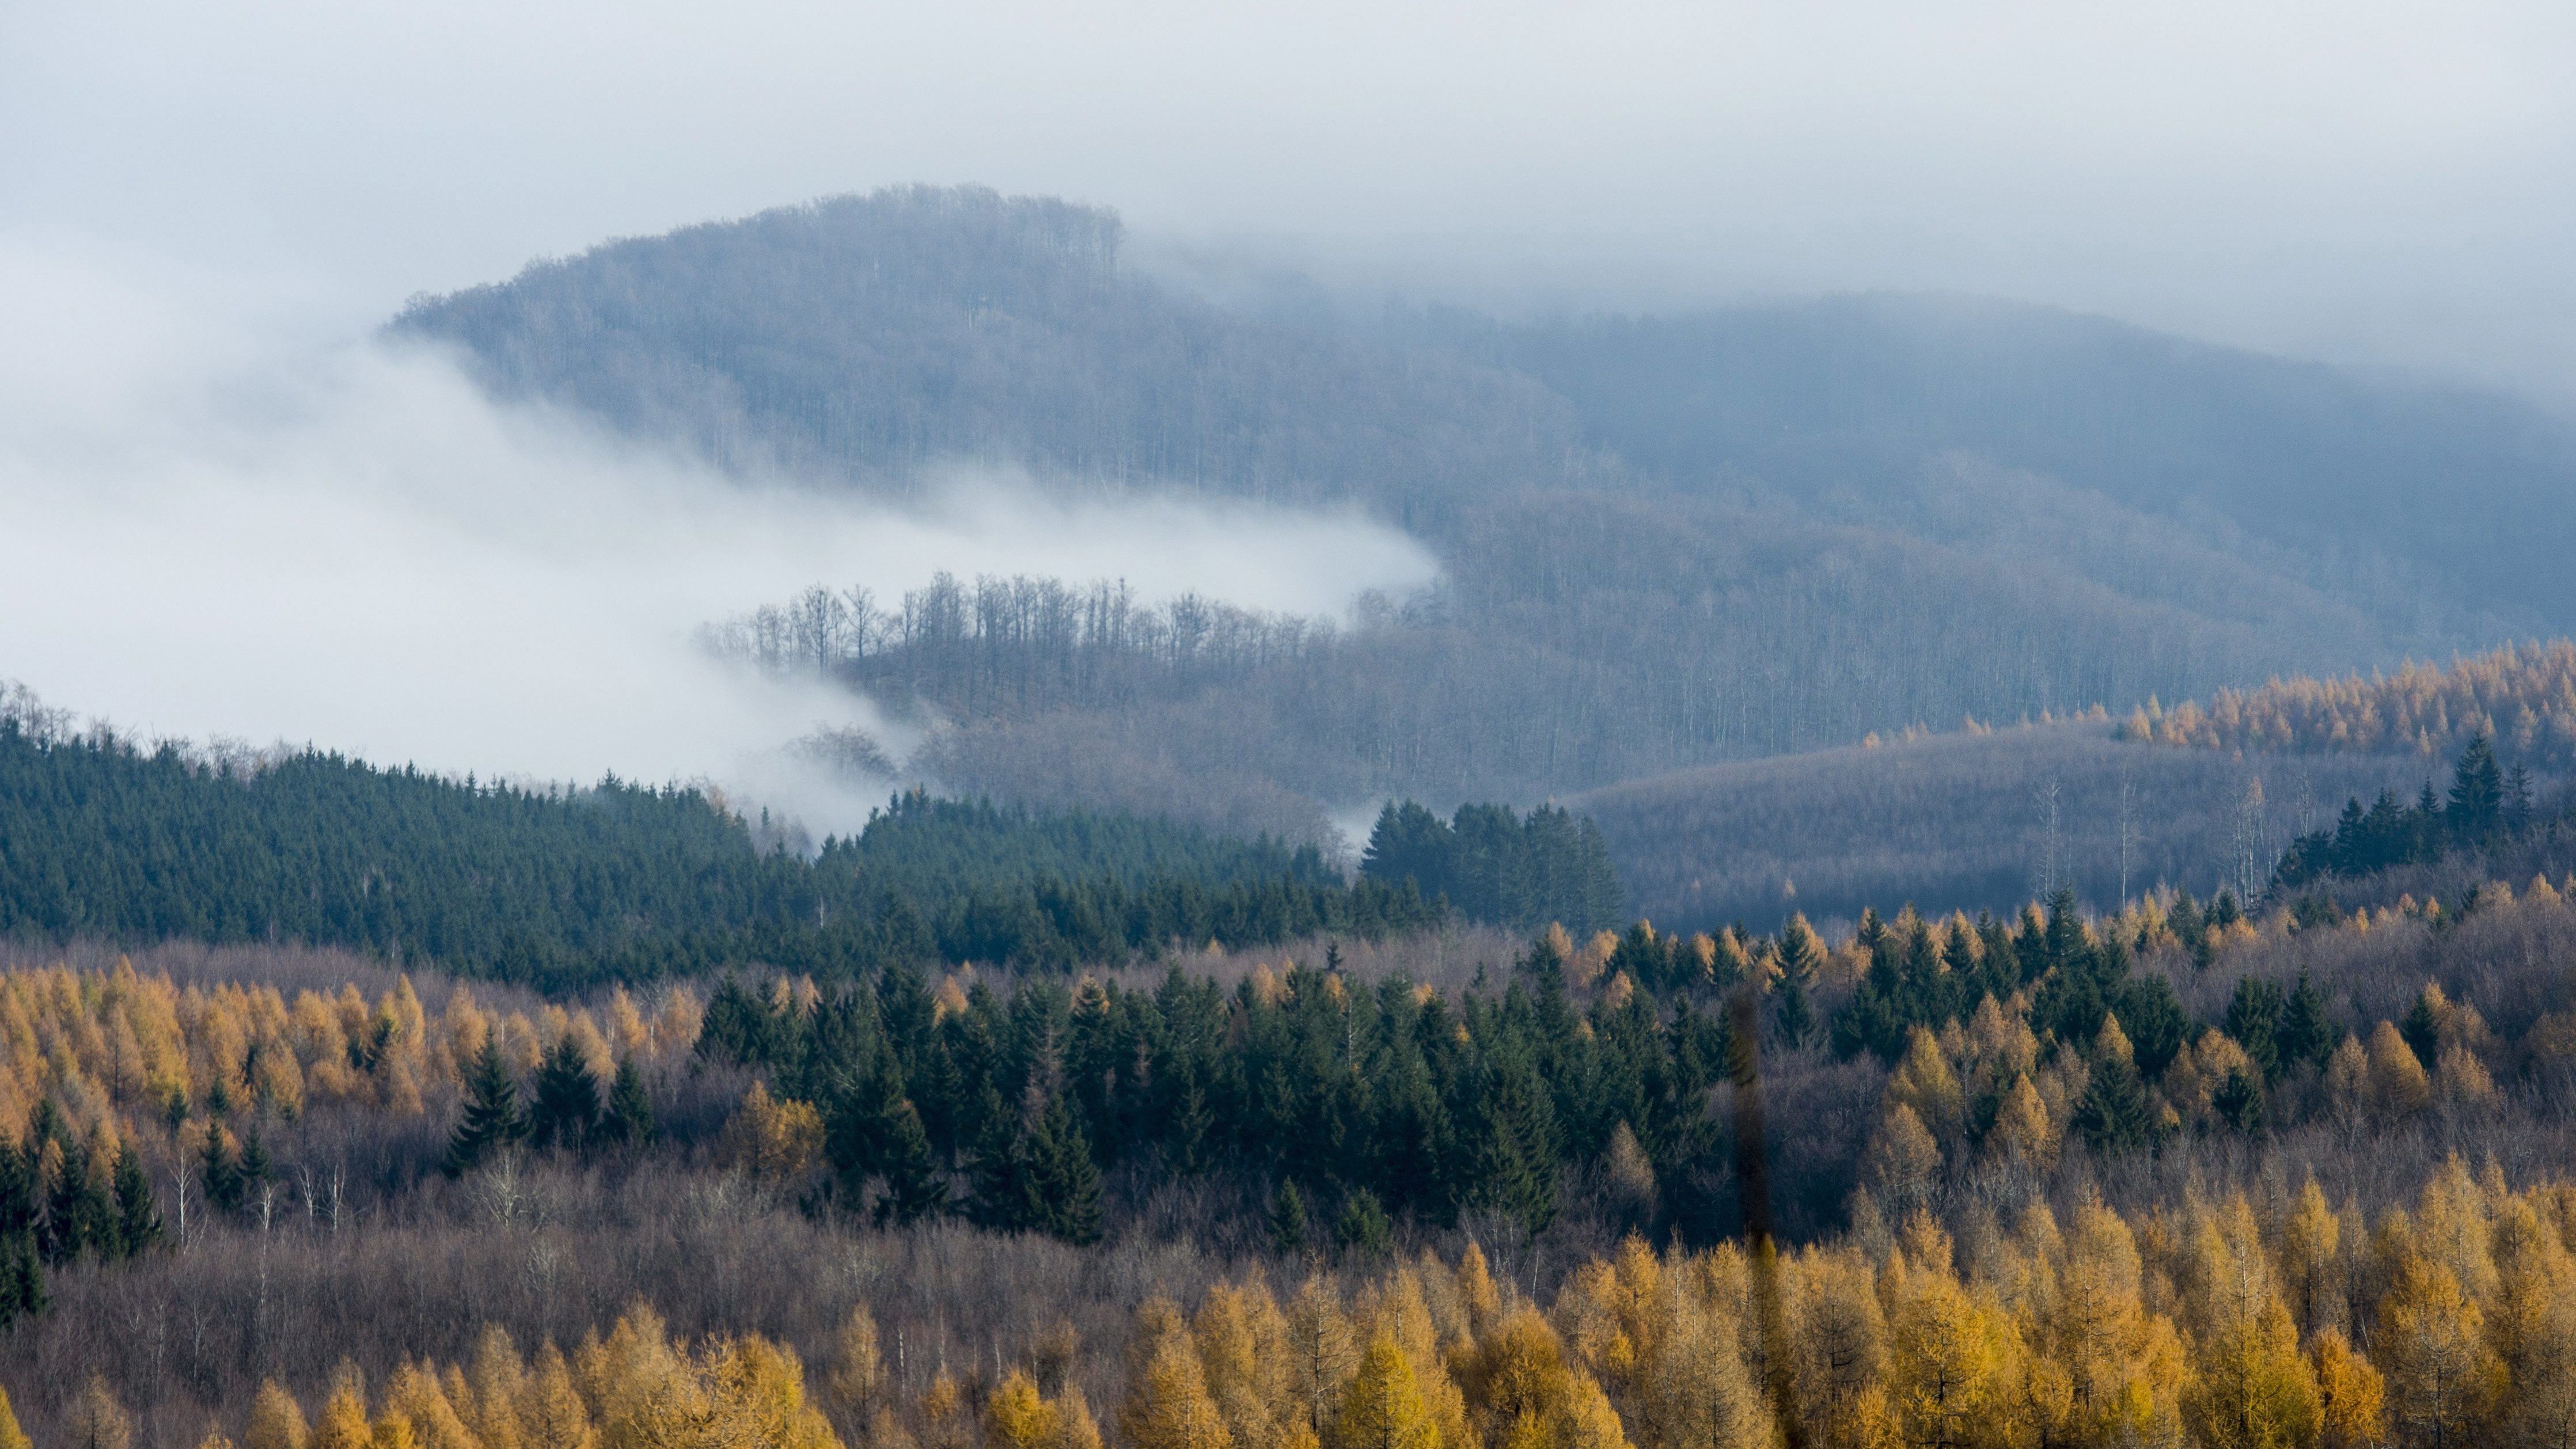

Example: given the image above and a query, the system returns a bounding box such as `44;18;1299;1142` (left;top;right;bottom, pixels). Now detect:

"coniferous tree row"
690;932;1740;1245
2271;731;2543;886
0;718;1439;987
1359;802;1626;935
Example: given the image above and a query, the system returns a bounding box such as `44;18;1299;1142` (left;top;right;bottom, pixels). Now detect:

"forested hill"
1490;298;2576;629
0;714;1440;985
392;188;1577;519
396;185;2576;832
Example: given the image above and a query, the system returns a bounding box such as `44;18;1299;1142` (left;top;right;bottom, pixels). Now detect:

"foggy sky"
3;1;2572;395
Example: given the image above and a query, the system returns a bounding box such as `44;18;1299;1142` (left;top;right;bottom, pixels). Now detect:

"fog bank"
0;246;1437;833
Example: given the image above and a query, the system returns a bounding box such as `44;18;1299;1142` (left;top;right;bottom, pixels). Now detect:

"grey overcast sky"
3;0;2574;394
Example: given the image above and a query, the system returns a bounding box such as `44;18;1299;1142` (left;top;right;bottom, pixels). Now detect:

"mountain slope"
396;186;2576;837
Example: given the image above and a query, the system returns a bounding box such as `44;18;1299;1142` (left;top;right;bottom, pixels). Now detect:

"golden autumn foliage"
0;959;701;1146
2123;639;2576;764
113;1153;2576;1449
719;1080;826;1183
210;1307;835;1449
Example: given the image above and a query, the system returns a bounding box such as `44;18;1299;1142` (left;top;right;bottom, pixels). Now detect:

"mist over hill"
394;185;2576;873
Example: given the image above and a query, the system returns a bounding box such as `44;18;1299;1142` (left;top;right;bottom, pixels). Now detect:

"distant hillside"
393;187;1579;518
1574;722;2431;932
1488;297;2576;632
398;187;2576;829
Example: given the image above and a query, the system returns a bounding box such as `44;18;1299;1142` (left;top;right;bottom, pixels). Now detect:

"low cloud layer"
5;1;2570;396
0;246;1437;832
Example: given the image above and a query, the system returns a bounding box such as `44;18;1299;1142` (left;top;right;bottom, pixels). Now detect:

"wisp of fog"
0;245;1438;834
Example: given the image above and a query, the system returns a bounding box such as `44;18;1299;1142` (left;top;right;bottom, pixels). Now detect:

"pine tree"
443;1041;524;1177
525;1035;600;1153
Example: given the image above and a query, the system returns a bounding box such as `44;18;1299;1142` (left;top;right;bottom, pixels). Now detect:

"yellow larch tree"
1289;1277;1362;1439
313;1380;374;1449
2376;1254;2501;1449
2311;1330;2383;1449
1124;1329;1236;1449
0;1383;28;1449
1334;1333;1442;1449
1882;1248;2019;1449
522;1342;600;1449
827;1304;888;1423
1197;1280;1295;1449
246;1380;313;1449
2182;1198;2319;1449
382;1364;477;1449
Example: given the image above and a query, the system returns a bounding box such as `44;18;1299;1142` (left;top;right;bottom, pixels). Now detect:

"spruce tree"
1336;1188;1392;1256
1269;1180;1310;1254
1029;1097;1103;1246
2213;1067;2266;1133
200;1130;242;1215
2445;733;2504;840
526;1036;601;1153
109;1144;159;1258
601;1053;655;1147
2073;1019;2153;1155
444;1041;525;1177
0;1232;41;1331
2275;974;2336;1074
238;1131;272;1196
2225;978;2285;1081
2399;988;2443;1070
0;1140;40;1329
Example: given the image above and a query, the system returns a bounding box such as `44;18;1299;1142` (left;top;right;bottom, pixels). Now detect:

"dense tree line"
27;868;2576;1442
0;715;1433;986
691;936;1733;1247
1358;802;1625;935
2273;732;2541;886
2131;639;2576;768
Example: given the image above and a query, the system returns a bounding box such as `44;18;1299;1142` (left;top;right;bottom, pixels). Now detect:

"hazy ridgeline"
405;186;2576;843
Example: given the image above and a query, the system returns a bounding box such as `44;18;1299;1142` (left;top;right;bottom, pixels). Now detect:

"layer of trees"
2129;639;2576;768
21;862;2576;1441
0;713;1435;985
2273;733;2542;886
1358;803;1624;935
